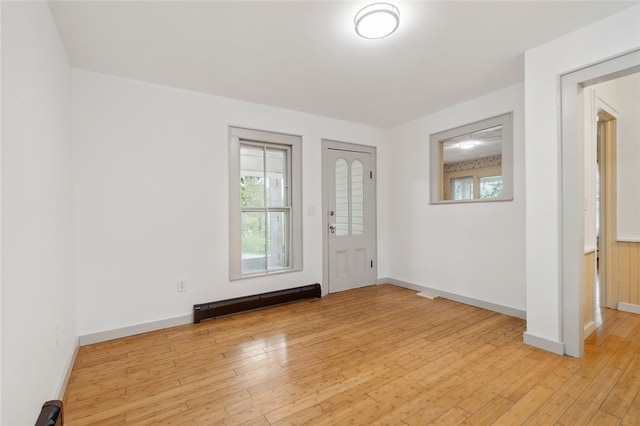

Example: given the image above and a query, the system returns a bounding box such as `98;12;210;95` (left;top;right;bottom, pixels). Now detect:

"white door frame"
594;98;619;310
560;49;640;357
321;139;377;295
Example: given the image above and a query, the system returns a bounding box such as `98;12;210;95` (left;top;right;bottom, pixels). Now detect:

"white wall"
386;83;526;312
595;73;640;242
72;69;389;337
524;5;640;350
1;2;76;424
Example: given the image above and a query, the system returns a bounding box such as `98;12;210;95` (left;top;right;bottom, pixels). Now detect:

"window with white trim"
229;127;302;279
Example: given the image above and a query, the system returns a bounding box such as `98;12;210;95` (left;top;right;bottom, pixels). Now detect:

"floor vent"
193;283;321;324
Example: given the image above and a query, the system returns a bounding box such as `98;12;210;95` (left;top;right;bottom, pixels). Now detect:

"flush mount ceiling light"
354;3;400;40
456;141;480;150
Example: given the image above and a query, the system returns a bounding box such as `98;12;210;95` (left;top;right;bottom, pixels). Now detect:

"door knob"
329;223;336;234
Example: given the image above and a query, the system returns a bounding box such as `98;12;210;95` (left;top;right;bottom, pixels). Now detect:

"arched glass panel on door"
351;160;364;235
335;158;349;236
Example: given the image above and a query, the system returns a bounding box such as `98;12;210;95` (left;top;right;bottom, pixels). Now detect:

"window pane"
335;158;349;236
480;175;503;199
241;145;265;207
266;148;286;207
451;176;473;200
351;160;364;236
267;211;288;270
241;211;266;273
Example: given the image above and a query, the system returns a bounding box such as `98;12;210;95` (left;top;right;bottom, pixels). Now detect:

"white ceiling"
48;1;638;128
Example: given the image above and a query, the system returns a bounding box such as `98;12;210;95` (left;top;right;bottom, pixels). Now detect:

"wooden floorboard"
63;284;640;425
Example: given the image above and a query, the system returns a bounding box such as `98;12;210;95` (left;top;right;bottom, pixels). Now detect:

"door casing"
596;106;618;309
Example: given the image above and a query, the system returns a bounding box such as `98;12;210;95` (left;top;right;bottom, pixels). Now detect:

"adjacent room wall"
595;73;640;242
524;4;640;353
577;66;640;342
72;69;389;338
1;2;76;424
584;73;640;259
386;83;526;314
593;74;640;310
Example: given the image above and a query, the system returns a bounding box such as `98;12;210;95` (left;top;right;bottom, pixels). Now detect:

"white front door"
323;142;376;293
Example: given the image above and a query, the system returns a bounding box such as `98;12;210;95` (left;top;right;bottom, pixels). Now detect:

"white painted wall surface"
1;2;76;424
595;73;640;242
72;69;388;336
387;83;526;312
524;5;640;347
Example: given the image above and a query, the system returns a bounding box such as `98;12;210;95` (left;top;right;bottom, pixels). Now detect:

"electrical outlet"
177;280;187;292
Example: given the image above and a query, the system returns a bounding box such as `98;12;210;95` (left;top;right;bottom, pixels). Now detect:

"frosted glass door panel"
335;158;349;236
351;160;364;235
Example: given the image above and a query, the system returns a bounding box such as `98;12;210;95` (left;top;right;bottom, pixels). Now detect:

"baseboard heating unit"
35;400;63;426
193;283;321;323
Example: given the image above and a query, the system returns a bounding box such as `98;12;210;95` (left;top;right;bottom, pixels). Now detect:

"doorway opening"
560;49;640;357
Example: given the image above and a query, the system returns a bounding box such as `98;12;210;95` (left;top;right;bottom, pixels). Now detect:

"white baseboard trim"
79;314;193;346
379;277;526;320
584;320;596;338
523;332;565;355
617;302;640;314
56;337;79;399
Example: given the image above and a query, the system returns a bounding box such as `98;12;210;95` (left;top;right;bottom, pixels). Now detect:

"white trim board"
617;238;640;243
79;314;193;346
584;320;596;339
523;332;565;356
379;277;526;320
617;302;640;314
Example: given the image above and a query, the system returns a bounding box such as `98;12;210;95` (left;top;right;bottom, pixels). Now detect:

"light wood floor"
64;284;640;425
